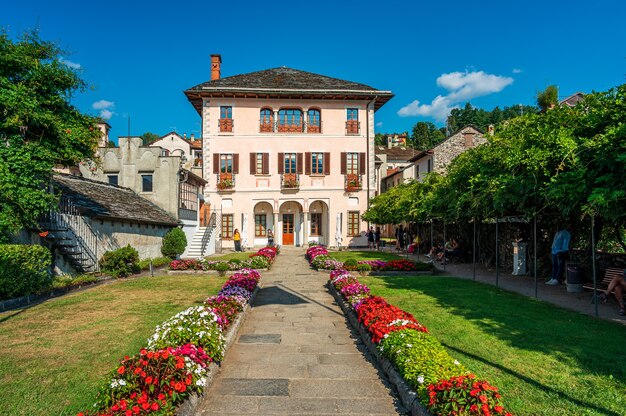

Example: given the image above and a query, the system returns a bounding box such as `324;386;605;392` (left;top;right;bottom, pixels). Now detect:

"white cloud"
513;68;522;74
92;100;114;110
92;100;115;120
99;109;114;120
60;58;81;69
398;70;514;122
376;121;383;128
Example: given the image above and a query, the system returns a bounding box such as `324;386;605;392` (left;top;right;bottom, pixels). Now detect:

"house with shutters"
184;55;393;249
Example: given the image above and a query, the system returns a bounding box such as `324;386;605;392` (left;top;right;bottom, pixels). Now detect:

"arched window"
307;109;321;133
260;108;273;132
278;108;303;133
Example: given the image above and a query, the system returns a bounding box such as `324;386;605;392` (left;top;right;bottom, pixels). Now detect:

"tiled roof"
185;67;393;112
52;174;179;226
374;146;420;161
560;92;585;107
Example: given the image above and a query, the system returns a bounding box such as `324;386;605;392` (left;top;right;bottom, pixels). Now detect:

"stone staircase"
185;213;219;258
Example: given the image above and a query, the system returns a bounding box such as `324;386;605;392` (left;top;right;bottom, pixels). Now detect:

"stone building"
184;55;393;249
149;132;203;176
78;136;209;256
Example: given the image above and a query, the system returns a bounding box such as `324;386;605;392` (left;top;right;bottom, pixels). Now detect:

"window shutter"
262;153;269;174
305;152;311;175
250;153;256;174
278;153;284;174
324;152;330;175
359;152;366;175
213;153;219;174
297;153;303;174
340;152;347;175
233;153;239;174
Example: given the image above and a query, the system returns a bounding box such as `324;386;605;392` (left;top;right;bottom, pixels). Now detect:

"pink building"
184;55;393;249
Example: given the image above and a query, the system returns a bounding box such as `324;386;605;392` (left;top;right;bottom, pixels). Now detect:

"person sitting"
598;269;626;316
426;243;443;262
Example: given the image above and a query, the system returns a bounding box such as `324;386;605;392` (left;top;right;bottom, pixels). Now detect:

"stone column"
273;110;279;133
302;211;309;248
274;212;280;245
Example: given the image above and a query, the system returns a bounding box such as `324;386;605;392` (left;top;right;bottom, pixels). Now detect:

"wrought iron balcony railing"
344;174;362;192
281;173;300;190
216;172;235;191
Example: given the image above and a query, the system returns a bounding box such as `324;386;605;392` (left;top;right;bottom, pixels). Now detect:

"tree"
0;31;100;233
161;227;187;258
447;102;538;133
536;85;558;112
410;121;445;150
141;132;160;145
374;132;385;146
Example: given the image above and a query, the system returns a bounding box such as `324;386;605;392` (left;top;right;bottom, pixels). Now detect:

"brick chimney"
211;54;222;80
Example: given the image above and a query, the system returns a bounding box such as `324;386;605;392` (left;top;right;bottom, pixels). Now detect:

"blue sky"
4;0;625;140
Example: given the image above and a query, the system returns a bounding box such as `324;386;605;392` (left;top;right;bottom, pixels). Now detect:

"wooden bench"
586;267;625;302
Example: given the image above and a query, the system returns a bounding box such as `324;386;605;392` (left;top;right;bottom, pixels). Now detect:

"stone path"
197;247;406;415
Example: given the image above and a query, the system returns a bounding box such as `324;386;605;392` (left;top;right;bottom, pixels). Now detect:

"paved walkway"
396;249;626;324
197;247;406;415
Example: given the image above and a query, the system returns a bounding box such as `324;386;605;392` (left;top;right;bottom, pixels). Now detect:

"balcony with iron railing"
219;118;234;133
344;174;362;192
259;121;323;134
346;120;360;135
216;172;235;191
281;173;300;190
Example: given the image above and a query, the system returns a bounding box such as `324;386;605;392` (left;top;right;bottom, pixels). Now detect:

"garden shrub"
378;329;467;395
138;256;171;270
356;263;371;274
311;254;331;269
214;262;230;275
147;306;224;362
161;227;187;258
0;244;52;300
343;258;358;270
99;245;140;277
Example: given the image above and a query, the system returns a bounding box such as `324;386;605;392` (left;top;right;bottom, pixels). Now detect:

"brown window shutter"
297;153;303;174
250;153;256;174
340;152;347;175
233;153;239;174
262;153;269;174
278;153;284;174
305;152;311;175
213;153;219;174
324;152;330;175
359;152;366;175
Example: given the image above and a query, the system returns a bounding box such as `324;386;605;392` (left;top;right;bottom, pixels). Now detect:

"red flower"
145;376;153;384
479;395;488;404
141;402;150;410
132;406;140;414
125;411;132;416
150;402;159;411
494;405;504;414
117;366;125;375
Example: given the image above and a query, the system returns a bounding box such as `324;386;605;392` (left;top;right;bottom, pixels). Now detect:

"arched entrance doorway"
309;200;329;246
278;201;303;246
252;201;274;247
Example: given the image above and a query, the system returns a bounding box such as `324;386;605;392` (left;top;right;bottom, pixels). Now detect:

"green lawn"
208;251;252;261
0;274;225;416
360;274;626;416
328;250;406;262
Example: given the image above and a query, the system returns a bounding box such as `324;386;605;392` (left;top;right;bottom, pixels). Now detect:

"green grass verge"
328;250;406;262
208;251;252;261
359;274;626;416
0;274;225;416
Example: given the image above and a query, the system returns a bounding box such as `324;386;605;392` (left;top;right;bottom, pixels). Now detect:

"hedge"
0;244;52;300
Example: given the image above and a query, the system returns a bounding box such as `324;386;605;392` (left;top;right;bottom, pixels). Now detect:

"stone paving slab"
196;247;406;415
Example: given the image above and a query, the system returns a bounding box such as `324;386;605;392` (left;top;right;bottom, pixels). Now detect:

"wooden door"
282;214;294;245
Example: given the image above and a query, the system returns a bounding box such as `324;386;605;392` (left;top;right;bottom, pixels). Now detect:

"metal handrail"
200;212;217;257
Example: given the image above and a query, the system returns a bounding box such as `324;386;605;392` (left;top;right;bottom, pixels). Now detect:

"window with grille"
346;153;359;175
310;213;322;236
347;211;360;237
255;214;267;237
220;154;233;173
284;153;297;174
179;182;198;211
221;214;233;238
311;153;324;174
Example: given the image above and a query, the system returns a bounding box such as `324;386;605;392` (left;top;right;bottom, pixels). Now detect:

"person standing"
367;226;375;249
233;229;242;252
374;226;381;250
397;225;405;251
267;229;274;247
546;225;571;285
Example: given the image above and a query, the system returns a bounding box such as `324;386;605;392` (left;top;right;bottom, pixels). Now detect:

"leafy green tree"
141;132;160;145
536;85;559;112
374;132;385;146
447;102;538;133
410;121;445;150
0;31;100;233
161;227;187;258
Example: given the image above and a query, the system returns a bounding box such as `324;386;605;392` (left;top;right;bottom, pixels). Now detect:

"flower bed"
328;269;512;416
305;245;431;272
169;246;279;271
78;268;263;416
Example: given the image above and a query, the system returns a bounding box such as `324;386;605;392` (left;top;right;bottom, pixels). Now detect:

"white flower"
417;375;425;384
119;379;127;386
454;360;460;365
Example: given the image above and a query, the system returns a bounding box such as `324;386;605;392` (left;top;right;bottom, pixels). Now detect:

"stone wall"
432;126;487;174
